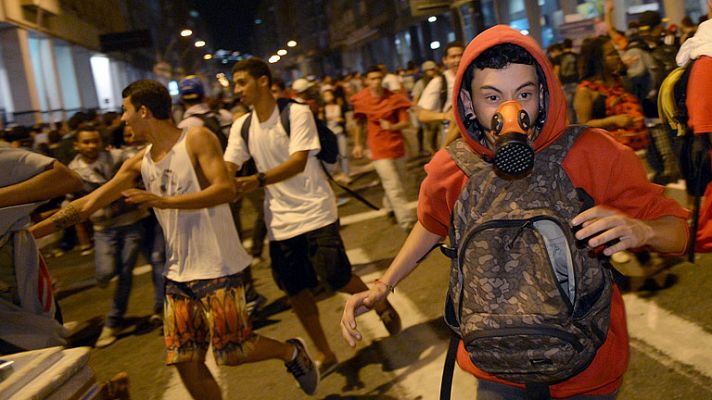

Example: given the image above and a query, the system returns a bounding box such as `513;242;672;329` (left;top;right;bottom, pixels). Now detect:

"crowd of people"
1;1;711;398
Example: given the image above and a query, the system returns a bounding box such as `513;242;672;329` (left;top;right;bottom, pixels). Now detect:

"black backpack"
193;112;231;151
439;127;613;400
239;98;339;164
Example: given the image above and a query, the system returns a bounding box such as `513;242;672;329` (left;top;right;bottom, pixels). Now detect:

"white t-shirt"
417;69;456;112
224;103;338;241
382;73;402;92
177;103;233;130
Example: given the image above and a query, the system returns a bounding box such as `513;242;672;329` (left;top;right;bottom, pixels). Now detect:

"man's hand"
122;189;167;209
379;119;392;130
235;175;259;194
341;284;390;347
572;205;654;256
352;144;364;159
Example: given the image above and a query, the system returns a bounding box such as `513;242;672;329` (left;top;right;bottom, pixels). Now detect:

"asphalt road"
44;151;712;400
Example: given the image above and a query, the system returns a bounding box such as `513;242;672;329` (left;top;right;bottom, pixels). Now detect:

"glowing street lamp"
277;49;287;56
268;55;281;63
194;40;206;48
203;54;213;60
180;29;193;37
287;40;297;47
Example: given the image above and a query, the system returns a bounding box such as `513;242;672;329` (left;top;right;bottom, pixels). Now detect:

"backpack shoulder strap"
240;112;253;151
445;137;483;177
277;97;294;136
540;125;589;165
675;59;697;127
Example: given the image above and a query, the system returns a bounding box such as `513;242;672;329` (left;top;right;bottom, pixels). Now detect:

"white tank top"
141;130;249;282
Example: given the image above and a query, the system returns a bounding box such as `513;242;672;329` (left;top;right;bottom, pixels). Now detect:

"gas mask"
490;100;535;178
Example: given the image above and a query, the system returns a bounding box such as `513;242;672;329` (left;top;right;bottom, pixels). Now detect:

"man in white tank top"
31;80;319;398
225;59;402;378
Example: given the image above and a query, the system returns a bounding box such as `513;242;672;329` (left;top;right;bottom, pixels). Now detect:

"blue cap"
179;75;205;100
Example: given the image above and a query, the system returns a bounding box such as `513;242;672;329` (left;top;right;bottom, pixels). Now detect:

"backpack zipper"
464;326;584;352
456;215;576;319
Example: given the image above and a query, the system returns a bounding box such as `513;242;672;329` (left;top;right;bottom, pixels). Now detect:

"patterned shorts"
163;273;257;365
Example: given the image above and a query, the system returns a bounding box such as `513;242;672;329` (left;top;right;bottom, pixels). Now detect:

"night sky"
189;0;259;53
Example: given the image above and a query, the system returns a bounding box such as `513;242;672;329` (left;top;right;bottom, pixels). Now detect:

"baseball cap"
292;78;314;94
422;60;437;71
179;75;205;100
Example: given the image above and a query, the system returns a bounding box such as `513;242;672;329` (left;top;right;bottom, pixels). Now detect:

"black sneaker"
285;338;319;395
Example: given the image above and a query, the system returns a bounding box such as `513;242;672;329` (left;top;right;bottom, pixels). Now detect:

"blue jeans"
94;223;143;328
477;380;617;400
140;216;165;314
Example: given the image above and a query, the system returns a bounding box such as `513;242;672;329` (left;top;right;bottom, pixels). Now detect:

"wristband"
256;172;267;187
374;279;395;293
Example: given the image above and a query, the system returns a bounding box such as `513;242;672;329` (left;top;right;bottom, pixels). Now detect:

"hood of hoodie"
453;25;568;158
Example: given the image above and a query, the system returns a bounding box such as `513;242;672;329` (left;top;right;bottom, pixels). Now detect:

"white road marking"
343;249;475;399
624;293;712;379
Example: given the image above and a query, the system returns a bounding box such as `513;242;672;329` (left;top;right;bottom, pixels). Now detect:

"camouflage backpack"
439;126;613;398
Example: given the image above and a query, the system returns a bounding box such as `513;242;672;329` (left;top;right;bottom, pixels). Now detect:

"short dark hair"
121;80;171;120
562;38;573;49
232;57;272;86
366;65;382;75
75;122;100;142
473;43;536;70
444;41;465;57
272;77;286;91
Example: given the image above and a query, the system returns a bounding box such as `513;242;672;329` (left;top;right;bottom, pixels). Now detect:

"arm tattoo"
52;204;81;230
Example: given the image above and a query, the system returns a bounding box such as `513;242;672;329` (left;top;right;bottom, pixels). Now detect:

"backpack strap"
240;98;295;152
445;138;483;177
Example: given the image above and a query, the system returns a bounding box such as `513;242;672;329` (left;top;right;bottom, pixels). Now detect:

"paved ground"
44;148;712;399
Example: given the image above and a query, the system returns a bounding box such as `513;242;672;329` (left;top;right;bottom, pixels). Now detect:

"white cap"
292;78;314;93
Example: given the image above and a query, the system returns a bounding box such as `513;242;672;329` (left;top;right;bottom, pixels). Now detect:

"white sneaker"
96;326;119;348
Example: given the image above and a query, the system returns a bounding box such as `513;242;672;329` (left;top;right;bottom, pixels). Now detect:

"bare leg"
175;362;222;400
289;289;336;363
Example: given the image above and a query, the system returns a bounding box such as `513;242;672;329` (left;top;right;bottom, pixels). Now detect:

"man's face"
120;97;144;133
75;130;102;161
443;46;464;72
366;71;383;92
233;71;264;106
425;67;437;78
270;84;283;99
469;63;541;145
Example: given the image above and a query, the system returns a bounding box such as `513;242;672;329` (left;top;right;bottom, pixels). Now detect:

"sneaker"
378;303;402;336
285;338;319;395
96;326;119;348
148;313;162;326
315;357;339;378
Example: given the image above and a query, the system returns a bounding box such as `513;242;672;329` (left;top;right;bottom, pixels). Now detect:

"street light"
180;29;193;37
194;40;206;48
203;54;213;60
428;16;437;23
277;49;287;56
268;55;281;63
287;40;297;47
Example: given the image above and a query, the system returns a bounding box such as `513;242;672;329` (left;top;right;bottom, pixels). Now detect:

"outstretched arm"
0;161;83;208
123;128;236;209
30;151;144;238
341;222;442;346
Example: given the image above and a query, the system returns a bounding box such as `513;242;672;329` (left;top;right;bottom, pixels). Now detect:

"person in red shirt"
351;65;416;231
341;25;688;398
678;2;712;252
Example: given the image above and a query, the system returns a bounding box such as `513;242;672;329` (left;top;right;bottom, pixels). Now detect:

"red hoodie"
417;25;689;397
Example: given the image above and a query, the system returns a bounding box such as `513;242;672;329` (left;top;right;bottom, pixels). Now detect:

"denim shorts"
269;222;352;296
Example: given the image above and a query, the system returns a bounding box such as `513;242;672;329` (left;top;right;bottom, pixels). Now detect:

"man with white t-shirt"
225;58;402;378
31;79;319;398
416;41;465;146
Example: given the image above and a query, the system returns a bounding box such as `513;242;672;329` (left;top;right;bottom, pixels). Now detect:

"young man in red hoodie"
342;26;688;398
